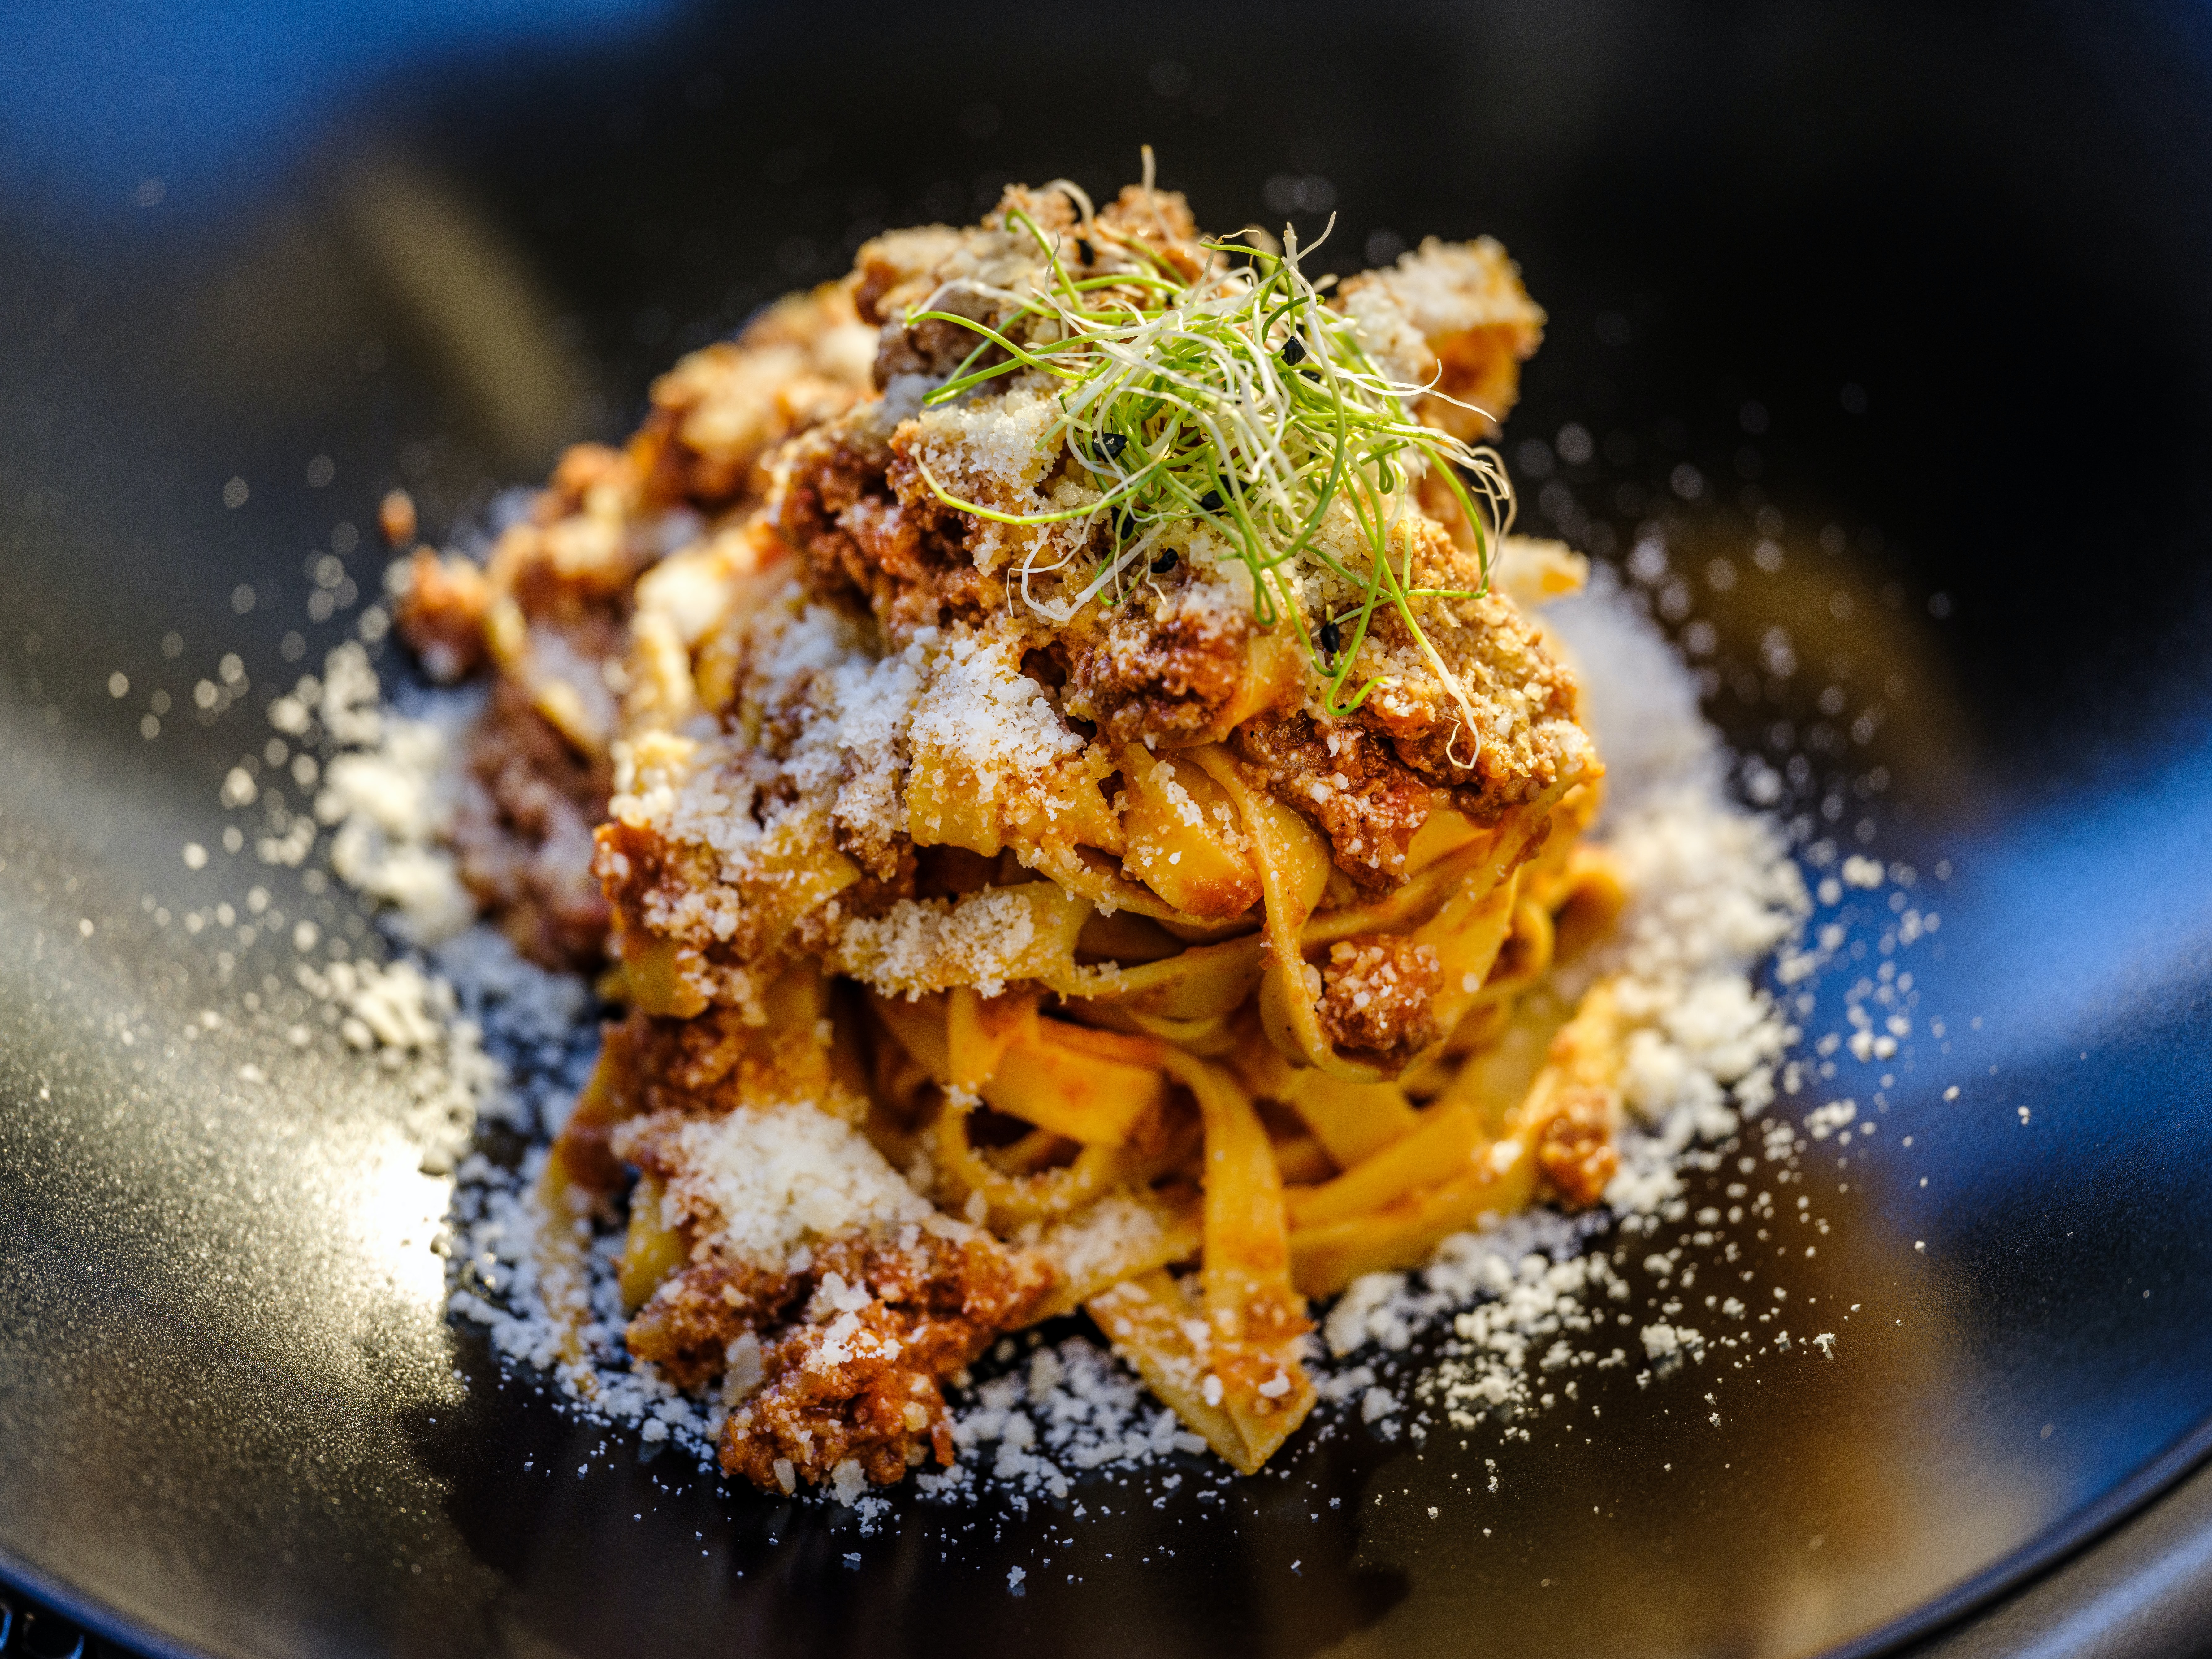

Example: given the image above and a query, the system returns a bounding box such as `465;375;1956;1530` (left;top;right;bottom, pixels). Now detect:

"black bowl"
4;4;2211;1656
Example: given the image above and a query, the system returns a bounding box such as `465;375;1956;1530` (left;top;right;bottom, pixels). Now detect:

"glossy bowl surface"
3;5;2211;1655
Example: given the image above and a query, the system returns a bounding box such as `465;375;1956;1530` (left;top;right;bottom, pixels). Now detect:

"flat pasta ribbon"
1087;1050;1317;1473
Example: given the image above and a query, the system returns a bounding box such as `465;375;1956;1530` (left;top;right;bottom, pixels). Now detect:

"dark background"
3;4;2212;1658
8;0;2212;776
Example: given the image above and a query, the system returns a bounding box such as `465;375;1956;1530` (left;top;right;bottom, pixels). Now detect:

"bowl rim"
6;1416;2211;1659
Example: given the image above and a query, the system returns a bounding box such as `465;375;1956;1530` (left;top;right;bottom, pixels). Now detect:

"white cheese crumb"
830;1459;868;1506
1640;1323;1703;1361
831;889;1044;1000
631;1103;935;1273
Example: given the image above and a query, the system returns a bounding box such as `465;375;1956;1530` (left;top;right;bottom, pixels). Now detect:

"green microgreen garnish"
903;162;1514;750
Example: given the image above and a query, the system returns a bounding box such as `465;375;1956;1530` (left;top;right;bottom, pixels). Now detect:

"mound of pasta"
399;166;1629;1490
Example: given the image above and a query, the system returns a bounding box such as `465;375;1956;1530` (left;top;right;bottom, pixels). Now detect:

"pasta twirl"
402;170;1648;1493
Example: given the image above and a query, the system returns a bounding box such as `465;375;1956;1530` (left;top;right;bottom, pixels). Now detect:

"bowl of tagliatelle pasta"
380;160;1712;1493
10;10;2212;1659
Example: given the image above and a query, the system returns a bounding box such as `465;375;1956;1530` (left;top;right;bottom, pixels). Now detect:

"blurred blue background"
0;0;685;214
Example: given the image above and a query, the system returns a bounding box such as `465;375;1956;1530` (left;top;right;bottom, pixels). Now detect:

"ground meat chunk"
613;1002;829;1111
552;1001;868;1196
775;415;890;600
1316;934;1442;1066
541;441;628;520
786;182;1221;645
1062;595;1258;747
776;411;993;635
393;549;490;682
479;449;655;629
1348;542;1595;821
631;285;874;509
449;677;611;970
856;183;1207;385
1534;1086;1618;1208
379;488;418;548
1235;712;1434;892
777;401;1034;638
625;1225;1051;1490
623;1257;801;1384
591;815;711;958
1336;236;1544;444
593;803;915;1023
855;221;1023;384
732;1310;957;1488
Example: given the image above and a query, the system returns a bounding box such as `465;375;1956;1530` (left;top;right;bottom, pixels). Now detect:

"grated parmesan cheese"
830;888;1042;999
904;629;1085;805
621;1103;938;1273
248;449;1917;1518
